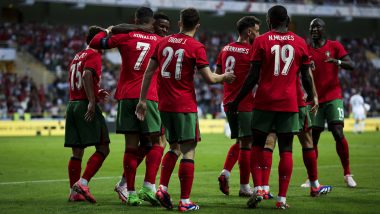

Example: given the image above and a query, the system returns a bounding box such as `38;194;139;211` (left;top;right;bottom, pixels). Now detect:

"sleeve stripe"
84;67;97;76
100;38;109;49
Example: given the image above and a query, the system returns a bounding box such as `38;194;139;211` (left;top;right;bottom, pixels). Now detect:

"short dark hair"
154;12;170;23
180;8;200;31
236;16;261;35
86;26;104;45
268;5;289;28
135;7;154;24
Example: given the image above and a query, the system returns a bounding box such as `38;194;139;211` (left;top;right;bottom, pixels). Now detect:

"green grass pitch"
1;132;380;213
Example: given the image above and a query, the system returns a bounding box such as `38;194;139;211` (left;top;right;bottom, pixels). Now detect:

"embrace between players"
64;4;356;211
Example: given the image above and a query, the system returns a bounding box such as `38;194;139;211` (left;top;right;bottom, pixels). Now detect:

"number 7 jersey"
251;31;310;112
152;33;209;113
68;49;102;101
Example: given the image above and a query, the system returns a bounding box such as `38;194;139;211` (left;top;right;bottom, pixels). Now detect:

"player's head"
179;8;200;32
266;5;290;30
86;26;104;45
309;18;326;41
135;7;154;25
236;16;261;44
154;12;170;36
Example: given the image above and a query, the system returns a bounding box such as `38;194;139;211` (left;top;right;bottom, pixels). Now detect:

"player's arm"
227;62;261;112
214;65;222;75
199;66;235;84
112;23;154;34
135;58;159;121
89;26;121;50
82;69;96;122
300;64;315;104
305;67;319;114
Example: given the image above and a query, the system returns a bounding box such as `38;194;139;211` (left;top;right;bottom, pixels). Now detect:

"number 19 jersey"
152;33;209;113
251;31;310;112
69;49;102;101
217;42;254;112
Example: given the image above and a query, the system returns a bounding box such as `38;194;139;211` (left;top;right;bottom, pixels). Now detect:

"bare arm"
112;23;153;34
82;69;96;122
214;65;222;75
306;67;319;114
300;65;315;103
325;55;354;70
198;66;235;84
139;59;159;102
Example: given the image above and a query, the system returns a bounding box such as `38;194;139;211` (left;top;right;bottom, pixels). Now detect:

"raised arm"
112;23;153;34
89;27;121;50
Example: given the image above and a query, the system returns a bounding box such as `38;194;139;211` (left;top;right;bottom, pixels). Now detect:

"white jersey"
350;94;365;119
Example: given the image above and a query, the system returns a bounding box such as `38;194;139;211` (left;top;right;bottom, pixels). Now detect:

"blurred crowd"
236;0;379;6
0;23;379;120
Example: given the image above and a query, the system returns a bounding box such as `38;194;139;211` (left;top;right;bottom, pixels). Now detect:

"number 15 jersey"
152;33;209;113
251;31;310;112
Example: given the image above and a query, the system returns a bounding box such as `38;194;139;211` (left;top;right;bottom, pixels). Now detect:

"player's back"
218;42;253;112
113;31;160;101
251;31;310;112
69;49;101;101
350;94;364;109
154;33;209;113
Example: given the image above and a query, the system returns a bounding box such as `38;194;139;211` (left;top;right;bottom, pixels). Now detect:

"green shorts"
311;99;344;129
64;100;110;148
226;111;253;139
116;99;161;135
251;109;299;134
299;106;312;132
160;112;200;144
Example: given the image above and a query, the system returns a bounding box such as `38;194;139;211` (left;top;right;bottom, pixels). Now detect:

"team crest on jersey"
325;51;330;58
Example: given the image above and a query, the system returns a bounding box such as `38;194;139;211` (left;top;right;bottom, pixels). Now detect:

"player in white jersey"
349;91;367;133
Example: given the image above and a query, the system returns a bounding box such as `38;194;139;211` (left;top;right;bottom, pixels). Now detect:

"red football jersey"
217;42;254;112
152;33;209;112
69;49;101;101
251;31;310;112
91;31;160;101
308;40;348;103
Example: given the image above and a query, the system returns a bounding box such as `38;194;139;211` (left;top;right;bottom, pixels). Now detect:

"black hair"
267;5;290;28
135;7;154;24
86;26;103;45
154;12;170;23
236;16;261;35
180;8;200;31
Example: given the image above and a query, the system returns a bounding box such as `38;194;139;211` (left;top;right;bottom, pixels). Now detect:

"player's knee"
311;128;323;145
278;134;294;153
96;145;110;157
169;143;181;156
264;133;277;150
330;124;344;140
72;147;84;159
239;137;252;149
180;141;196;160
252;130;267;147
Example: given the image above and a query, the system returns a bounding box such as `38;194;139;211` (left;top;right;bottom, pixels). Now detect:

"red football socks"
302;148;318;182
223;143;240;172
82;152;105;182
239;148;251;185
336;137;351;175
123;148;138;191
144;144;164;184
159;151;179;187
278;152;293;197
68;157;82;187
178;159;194;199
261;149;273;186
251;145;263;187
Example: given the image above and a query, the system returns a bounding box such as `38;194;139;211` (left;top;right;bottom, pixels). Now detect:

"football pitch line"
1;163;376;186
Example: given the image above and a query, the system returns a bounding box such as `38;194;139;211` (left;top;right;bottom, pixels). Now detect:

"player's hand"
310;96;319;116
324;58;338;65
98;89;110;102
85;101;96;122
225;101;238;114
135;100;147;121
224;72;236;84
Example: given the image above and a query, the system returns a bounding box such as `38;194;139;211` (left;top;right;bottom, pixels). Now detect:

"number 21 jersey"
251;31;310;112
152;33;209;113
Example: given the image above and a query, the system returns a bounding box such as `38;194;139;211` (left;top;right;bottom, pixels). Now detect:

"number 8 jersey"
152;33;209;113
250;31;310;112
68;49;102;101
217;42;254;112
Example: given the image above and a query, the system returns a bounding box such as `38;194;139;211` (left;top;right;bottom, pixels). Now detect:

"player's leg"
326;99;356;187
218;111;241;195
238;137;252;197
64;102;86;202
178;140;200;212
310;103;326;159
262;133;276;199
138;101;163;205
